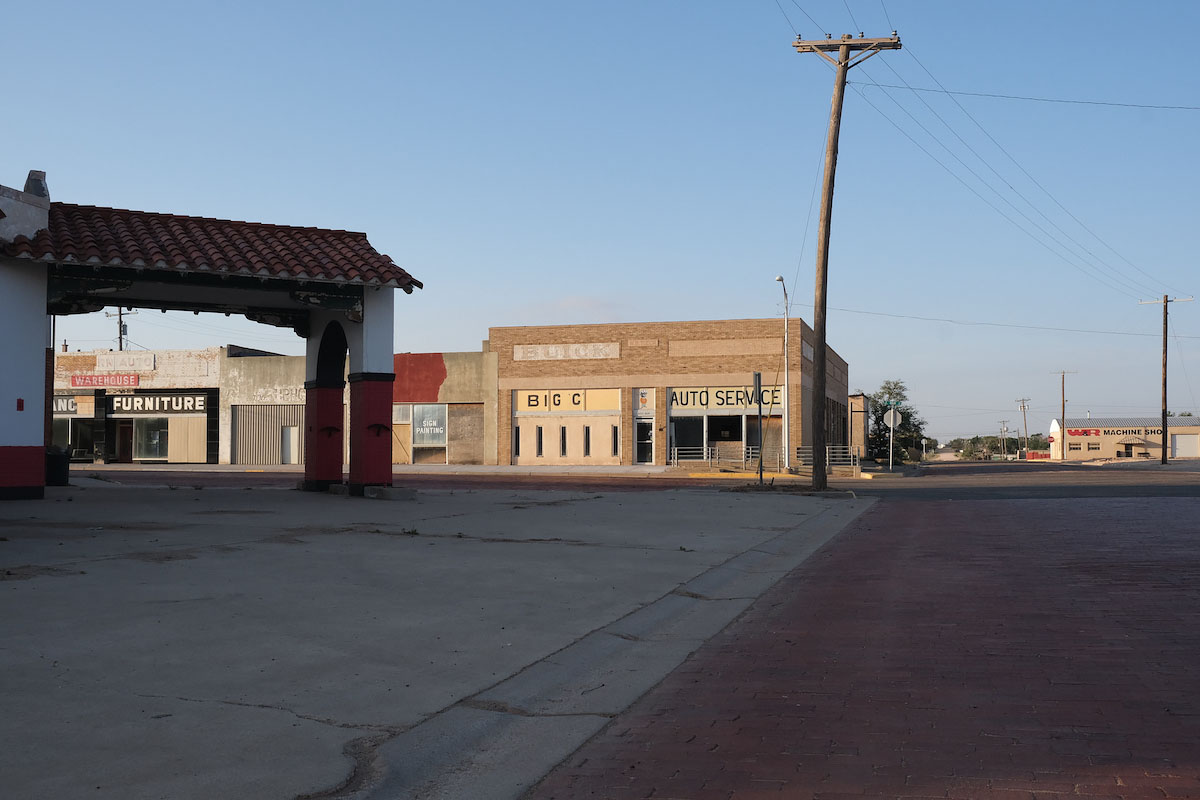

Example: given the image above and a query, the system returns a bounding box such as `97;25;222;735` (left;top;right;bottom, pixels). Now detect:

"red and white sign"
71;374;139;388
1066;428;1101;437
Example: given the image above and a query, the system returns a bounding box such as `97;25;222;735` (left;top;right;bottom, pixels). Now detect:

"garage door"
1171;433;1200;458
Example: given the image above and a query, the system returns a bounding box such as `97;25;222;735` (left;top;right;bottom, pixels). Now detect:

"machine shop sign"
1067;427;1162;437
109;394;207;415
72;374;139;388
412;404;447;447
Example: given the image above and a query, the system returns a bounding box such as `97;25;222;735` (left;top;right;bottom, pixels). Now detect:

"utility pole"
793;31;901;490
1015;398;1031;457
999;421;1009;459
1139;295;1194;464
105;307;137;351
774;276;790;472
1052;370;1077;461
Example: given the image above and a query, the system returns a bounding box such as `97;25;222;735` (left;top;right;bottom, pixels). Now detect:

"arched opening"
303;321;349;491
315;321;348;388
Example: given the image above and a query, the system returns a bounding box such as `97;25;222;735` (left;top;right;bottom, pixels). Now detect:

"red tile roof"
4;202;422;291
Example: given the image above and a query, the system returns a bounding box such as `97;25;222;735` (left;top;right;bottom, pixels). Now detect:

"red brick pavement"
527;498;1200;799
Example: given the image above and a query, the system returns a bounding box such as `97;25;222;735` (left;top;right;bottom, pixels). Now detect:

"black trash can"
45;446;70;487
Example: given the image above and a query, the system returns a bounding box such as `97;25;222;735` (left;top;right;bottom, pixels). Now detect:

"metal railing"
794;445;860;476
671;444;859;476
670;445;716;466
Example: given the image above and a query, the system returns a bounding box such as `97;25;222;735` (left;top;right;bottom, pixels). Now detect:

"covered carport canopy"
0;171;421;499
15;201;421;333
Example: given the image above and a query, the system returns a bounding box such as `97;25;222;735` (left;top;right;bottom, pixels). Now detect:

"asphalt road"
74;460;1200;499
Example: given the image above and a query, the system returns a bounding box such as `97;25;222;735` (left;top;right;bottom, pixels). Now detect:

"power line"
844;83;1146;298
788;137;826;315
862;58;1161;298
787;0;827;36
901;47;1191;298
879;0;894;31
849;81;1200;111
841;0;860;33
772;0;798;34
1171;315;1199;414
827;305;1200;339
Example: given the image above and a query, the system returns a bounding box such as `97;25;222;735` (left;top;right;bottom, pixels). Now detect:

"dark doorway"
116;421;134;463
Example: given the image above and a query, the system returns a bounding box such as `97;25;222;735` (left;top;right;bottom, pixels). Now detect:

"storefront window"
134;417;169;459
70;420;96;459
52;419;70;450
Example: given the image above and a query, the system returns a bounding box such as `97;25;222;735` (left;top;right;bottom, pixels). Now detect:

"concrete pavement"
0;481;871;799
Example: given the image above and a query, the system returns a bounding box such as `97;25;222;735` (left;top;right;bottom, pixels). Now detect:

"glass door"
635;421;654;464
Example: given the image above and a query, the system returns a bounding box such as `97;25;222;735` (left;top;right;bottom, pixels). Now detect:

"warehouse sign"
412;404;447;447
109;394;207;415
670;385;782;410
72;374;139;387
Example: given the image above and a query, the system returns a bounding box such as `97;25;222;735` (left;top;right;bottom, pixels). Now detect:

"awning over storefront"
1115;435;1155;446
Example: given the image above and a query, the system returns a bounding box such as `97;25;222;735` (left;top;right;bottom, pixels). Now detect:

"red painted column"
303;383;344;491
348;373;394;495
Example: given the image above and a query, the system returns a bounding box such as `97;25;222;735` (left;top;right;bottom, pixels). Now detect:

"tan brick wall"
490;319;849;466
448;404;484;464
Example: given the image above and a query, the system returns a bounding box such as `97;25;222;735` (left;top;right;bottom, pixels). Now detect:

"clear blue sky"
10;1;1199;443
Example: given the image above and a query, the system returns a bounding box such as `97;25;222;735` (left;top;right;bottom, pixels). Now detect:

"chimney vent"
23;170;48;199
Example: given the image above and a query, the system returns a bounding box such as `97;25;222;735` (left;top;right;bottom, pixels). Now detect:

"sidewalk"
71;462;843;482
528;496;1200;799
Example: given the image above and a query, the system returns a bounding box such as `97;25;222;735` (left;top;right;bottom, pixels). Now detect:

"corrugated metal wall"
232;405;305;465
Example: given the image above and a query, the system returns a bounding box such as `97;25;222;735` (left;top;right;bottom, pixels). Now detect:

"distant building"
489;318;849;467
50;316;855;469
390;352;496;466
1049;417;1200;460
52;345;298;466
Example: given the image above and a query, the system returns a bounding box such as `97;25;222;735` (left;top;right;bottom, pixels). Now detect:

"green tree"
867;379;927;464
958;435;985;459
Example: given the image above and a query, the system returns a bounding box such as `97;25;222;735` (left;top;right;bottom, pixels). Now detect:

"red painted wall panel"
392;353;448;402
349;380;393;488
303;387;343;485
0;446;44;488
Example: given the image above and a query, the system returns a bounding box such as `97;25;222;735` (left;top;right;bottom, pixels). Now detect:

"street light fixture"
775;276;790;471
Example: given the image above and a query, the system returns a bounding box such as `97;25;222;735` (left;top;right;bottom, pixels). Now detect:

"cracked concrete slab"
0;485;872;799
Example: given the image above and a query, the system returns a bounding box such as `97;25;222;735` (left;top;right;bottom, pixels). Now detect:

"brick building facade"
488;318;849;467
